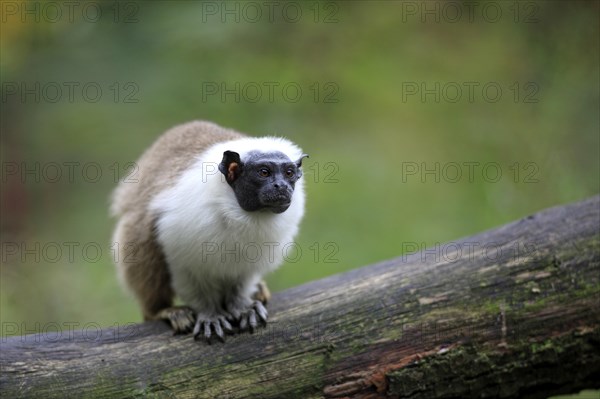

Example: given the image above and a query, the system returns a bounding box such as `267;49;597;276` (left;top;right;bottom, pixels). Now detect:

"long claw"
254;301;268;323
248;309;257;332
220;317;234;333
213;322;225;342
239;314;248;331
204;322;211;341
192;318;202;339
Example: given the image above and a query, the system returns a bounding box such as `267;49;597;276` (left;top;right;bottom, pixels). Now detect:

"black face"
219;150;308;214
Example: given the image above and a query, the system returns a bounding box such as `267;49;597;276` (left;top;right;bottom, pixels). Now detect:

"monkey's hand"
193;312;234;343
193;312;233;344
226;299;268;333
189;281;270;343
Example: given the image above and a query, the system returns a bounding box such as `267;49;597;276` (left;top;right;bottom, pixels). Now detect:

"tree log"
1;196;599;398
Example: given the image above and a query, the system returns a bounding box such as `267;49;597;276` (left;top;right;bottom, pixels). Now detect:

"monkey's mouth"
260;190;292;213
269;203;291;214
263;198;291;214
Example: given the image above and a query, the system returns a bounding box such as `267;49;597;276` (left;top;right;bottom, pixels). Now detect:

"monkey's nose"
273;183;290;194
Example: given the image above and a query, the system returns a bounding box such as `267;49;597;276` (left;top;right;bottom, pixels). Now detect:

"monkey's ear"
219;151;243;184
296;154;309;168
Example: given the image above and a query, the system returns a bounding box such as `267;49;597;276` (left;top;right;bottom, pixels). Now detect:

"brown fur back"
111;121;244;318
111;120;244;217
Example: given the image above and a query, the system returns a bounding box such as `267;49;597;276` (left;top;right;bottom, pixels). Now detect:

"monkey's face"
219;150;307;214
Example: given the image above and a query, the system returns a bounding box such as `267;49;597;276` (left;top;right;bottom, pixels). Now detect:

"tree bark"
1;196;599;399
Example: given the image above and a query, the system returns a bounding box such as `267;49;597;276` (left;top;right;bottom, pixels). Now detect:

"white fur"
150;137;305;312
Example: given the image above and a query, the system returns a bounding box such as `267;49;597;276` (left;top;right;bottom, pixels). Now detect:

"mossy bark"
1;196;599;398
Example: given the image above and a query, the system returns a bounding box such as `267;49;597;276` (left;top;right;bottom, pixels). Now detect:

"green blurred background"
1;0;598;343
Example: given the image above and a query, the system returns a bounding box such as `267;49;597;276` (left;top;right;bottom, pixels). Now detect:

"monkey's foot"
193;313;234;343
251;280;271;305
227;300;268;333
156;306;196;334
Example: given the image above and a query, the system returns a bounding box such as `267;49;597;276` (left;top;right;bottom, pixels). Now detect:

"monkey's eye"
285;168;295;178
258;168;271;177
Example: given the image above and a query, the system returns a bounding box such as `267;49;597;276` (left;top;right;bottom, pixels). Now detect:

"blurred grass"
1;0;598;353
